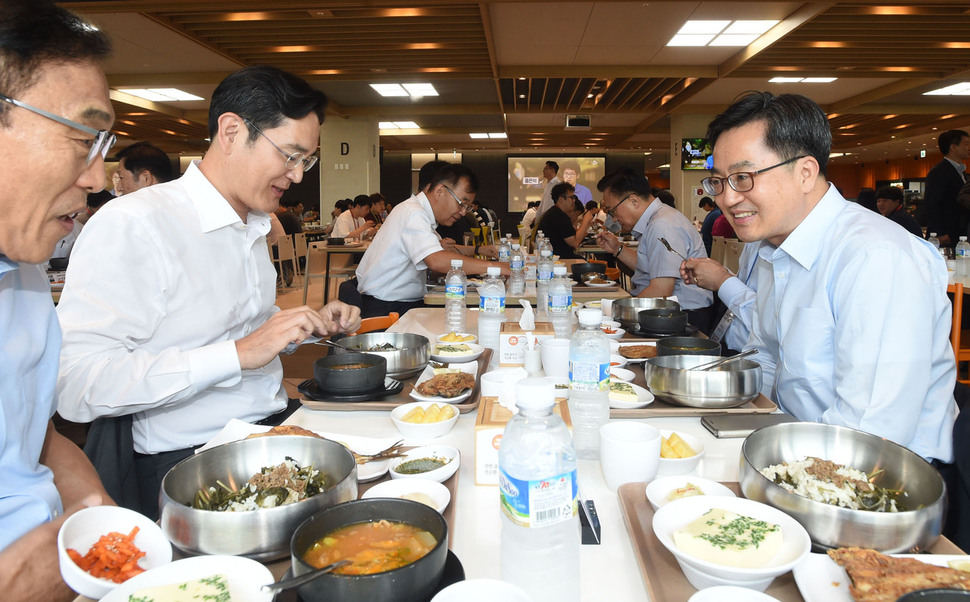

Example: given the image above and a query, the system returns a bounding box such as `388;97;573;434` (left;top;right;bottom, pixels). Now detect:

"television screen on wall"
681;138;713;170
507;156;606;212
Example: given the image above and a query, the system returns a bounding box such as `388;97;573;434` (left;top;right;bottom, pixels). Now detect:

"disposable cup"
540;339;571;378
599;421;661;490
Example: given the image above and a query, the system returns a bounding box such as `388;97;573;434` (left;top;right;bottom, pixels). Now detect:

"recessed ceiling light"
370;84;408;97
678;20;730;35
924;82;970;95
724;20;777;35
379;122;397;129
118;88;204;102
518;94;526;99
394;121;420;129
667;34;715;46
667;19;778;47
402;83;438;97
488;133;507;139
802;77;837;83
469;133;489;139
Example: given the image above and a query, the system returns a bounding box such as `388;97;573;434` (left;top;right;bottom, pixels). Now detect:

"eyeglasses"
0;93;115;165
443;185;473;212
701;155;807;196
606;193;635;218
244;119;319;172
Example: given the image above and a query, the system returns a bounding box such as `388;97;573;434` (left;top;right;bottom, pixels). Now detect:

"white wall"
319;116;380;212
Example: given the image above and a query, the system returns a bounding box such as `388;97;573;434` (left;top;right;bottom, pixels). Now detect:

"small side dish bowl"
610;367;635;382
361;478;451;514
657;430;705;476
645;476;738;511
609;354;628;368
58;505;173;600
390;401;460;440
652;496;811;591
389;445;460;483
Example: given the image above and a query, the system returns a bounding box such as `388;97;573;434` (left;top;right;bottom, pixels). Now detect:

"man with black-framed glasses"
696;90;955;466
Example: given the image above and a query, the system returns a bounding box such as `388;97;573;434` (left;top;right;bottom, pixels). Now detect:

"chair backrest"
305;241;327;274
710;236;727;264
276;234;295;261
354;312;399;334
293;232;308;261
949;282;963;359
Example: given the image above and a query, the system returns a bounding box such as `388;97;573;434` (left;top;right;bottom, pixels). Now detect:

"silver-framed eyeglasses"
244;119;319;172
701;155;808;196
0;93;116;165
607;193;635;218
443;185;473;212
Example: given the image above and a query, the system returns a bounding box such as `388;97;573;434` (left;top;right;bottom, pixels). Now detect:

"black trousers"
360;293;425;319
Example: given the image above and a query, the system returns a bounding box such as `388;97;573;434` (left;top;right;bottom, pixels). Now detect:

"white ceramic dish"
431;579;532;601
602;327;626;339
585;280;617;288
609;381;655;409
658;429;705;475
645;476;738;511
410;362;478;404
101;555;274;602
792;553;970;602
610;367;635;382
688;585;780;601
609;353;628;368
615;341;659;363
435;332;479;345
430;342;485;363
357;459;390;482
362;478;451;514
390;400;460;439
653;496;812;592
389;444;460;483
58;505;173;600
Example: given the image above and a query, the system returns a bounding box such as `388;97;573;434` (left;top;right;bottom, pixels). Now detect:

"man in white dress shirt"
331;193;376;239
535;160;561;219
56;66;360;518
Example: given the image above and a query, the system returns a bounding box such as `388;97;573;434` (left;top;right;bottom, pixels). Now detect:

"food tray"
287;349;490;414
616;481;963;602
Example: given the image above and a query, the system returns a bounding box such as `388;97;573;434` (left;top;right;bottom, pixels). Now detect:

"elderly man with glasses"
55;66;361;520
356;163;508;318
688;91;955;465
594;169;714;332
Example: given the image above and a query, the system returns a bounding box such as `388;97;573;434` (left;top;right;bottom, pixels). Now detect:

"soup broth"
303;520;437;575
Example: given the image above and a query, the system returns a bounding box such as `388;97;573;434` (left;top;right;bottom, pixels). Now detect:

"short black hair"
875;185;904;204
545;160;559;173
280;196;302;209
653;189;676;208
116;141;174;183
0;0;111;124
369;192;385;204
585;200;598;212
418;160;449;192
86;189;113;210
352;194;372;208
550;182;574;201
334;198;351;212
939;130;970;155
706;91;832;176
429;163;479;194
208;65;328;141
698;196;715;209
597;168;651;197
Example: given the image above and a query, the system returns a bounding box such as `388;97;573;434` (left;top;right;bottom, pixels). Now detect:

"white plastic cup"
539;338;571;377
599;421;661;490
600;298;614;320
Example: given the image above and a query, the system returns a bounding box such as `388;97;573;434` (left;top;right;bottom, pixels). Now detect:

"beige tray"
289;349;491;414
616;481;964;602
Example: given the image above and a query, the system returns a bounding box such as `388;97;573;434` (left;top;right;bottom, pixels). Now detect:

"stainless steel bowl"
160;435;358;560
611;297;680;331
645;354;762;408
336;332;430;379
739;422;945;552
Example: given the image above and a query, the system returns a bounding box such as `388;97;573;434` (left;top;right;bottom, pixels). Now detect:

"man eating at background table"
0;2;114;599
694;91;956;463
56;65;360;520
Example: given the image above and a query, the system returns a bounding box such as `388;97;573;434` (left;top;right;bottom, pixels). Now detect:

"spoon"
261;560;351;594
315;338;353;350
690;348;759;371
658;237;688;261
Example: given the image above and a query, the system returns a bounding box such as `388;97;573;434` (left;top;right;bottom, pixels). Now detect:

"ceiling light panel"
678;20;730;34
668;34;715;47
469;133;489;139
924;83;970;95
402;83;438;97
370;83;408;97
394;121;420;129
118;88;203;102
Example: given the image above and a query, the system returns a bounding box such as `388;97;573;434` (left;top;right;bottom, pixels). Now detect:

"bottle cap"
451;259;463;268
553;265;567;275
515;378;555;410
487;266;501;276
512;243;520;250
962;237;968;241
577;308;601;326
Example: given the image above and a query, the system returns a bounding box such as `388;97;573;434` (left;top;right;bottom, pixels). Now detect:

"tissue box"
499;321;556;367
474;394;571;486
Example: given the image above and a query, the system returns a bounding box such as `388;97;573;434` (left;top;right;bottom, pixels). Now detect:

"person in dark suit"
925;129;970;247
876;185;923;238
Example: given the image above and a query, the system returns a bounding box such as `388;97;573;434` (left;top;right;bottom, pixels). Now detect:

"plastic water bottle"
538;235;553;258
445;259;467;334
548;265;573;338
509;243;525;295
498;235;511;263
569;308;611;460
478;266;506;358
536;249;554;314
500;379;580;602
929;232;941;250
958;236;970;277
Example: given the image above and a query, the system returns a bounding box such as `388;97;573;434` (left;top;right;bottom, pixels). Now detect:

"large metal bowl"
160;435;358;560
336;332;430;379
740;422;945;552
644;354;761;408
611;297;680;331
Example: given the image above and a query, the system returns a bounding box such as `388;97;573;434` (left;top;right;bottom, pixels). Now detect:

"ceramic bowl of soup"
290;498;449;602
313;352;387;395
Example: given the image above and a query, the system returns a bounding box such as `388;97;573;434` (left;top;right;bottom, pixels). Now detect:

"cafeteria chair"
723;240;744;273
293;232;308;276
353;312;399;335
710;236;728;264
949;282;970;384
269;233;298;290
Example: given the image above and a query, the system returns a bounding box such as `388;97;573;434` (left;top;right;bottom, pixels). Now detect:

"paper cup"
539;339;571;378
599;421;661;490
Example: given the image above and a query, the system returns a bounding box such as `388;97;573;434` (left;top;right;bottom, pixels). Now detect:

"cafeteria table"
423;284;630;307
304;240;369;303
283;307;747;601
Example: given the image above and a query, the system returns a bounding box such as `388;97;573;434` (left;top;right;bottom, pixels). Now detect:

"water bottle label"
499;250;510;262
480;295;506;312
499;468;578;528
569;361;610;392
549;292;572;312
511;258;524;270
538;267;553;281
960;249;970;259
445;283;465;299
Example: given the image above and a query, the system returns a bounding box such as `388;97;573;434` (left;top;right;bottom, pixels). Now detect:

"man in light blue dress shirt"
0;2;114;599
701;91;956;463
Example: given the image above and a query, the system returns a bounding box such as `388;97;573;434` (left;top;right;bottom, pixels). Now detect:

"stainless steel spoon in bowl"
261;560;352;594
690;348;759;371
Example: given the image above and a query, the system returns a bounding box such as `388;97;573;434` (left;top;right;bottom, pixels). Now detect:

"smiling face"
710;120;823;246
0;61;113;263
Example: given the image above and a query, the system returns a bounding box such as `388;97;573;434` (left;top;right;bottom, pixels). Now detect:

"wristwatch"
614;246;623;258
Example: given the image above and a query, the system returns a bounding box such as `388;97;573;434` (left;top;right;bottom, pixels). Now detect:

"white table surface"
283;307;746;601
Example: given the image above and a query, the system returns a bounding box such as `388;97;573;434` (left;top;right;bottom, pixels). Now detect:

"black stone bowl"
313;352;386;395
656;336;721;356
290;498;449;602
638;308;688;335
570;262;607;281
